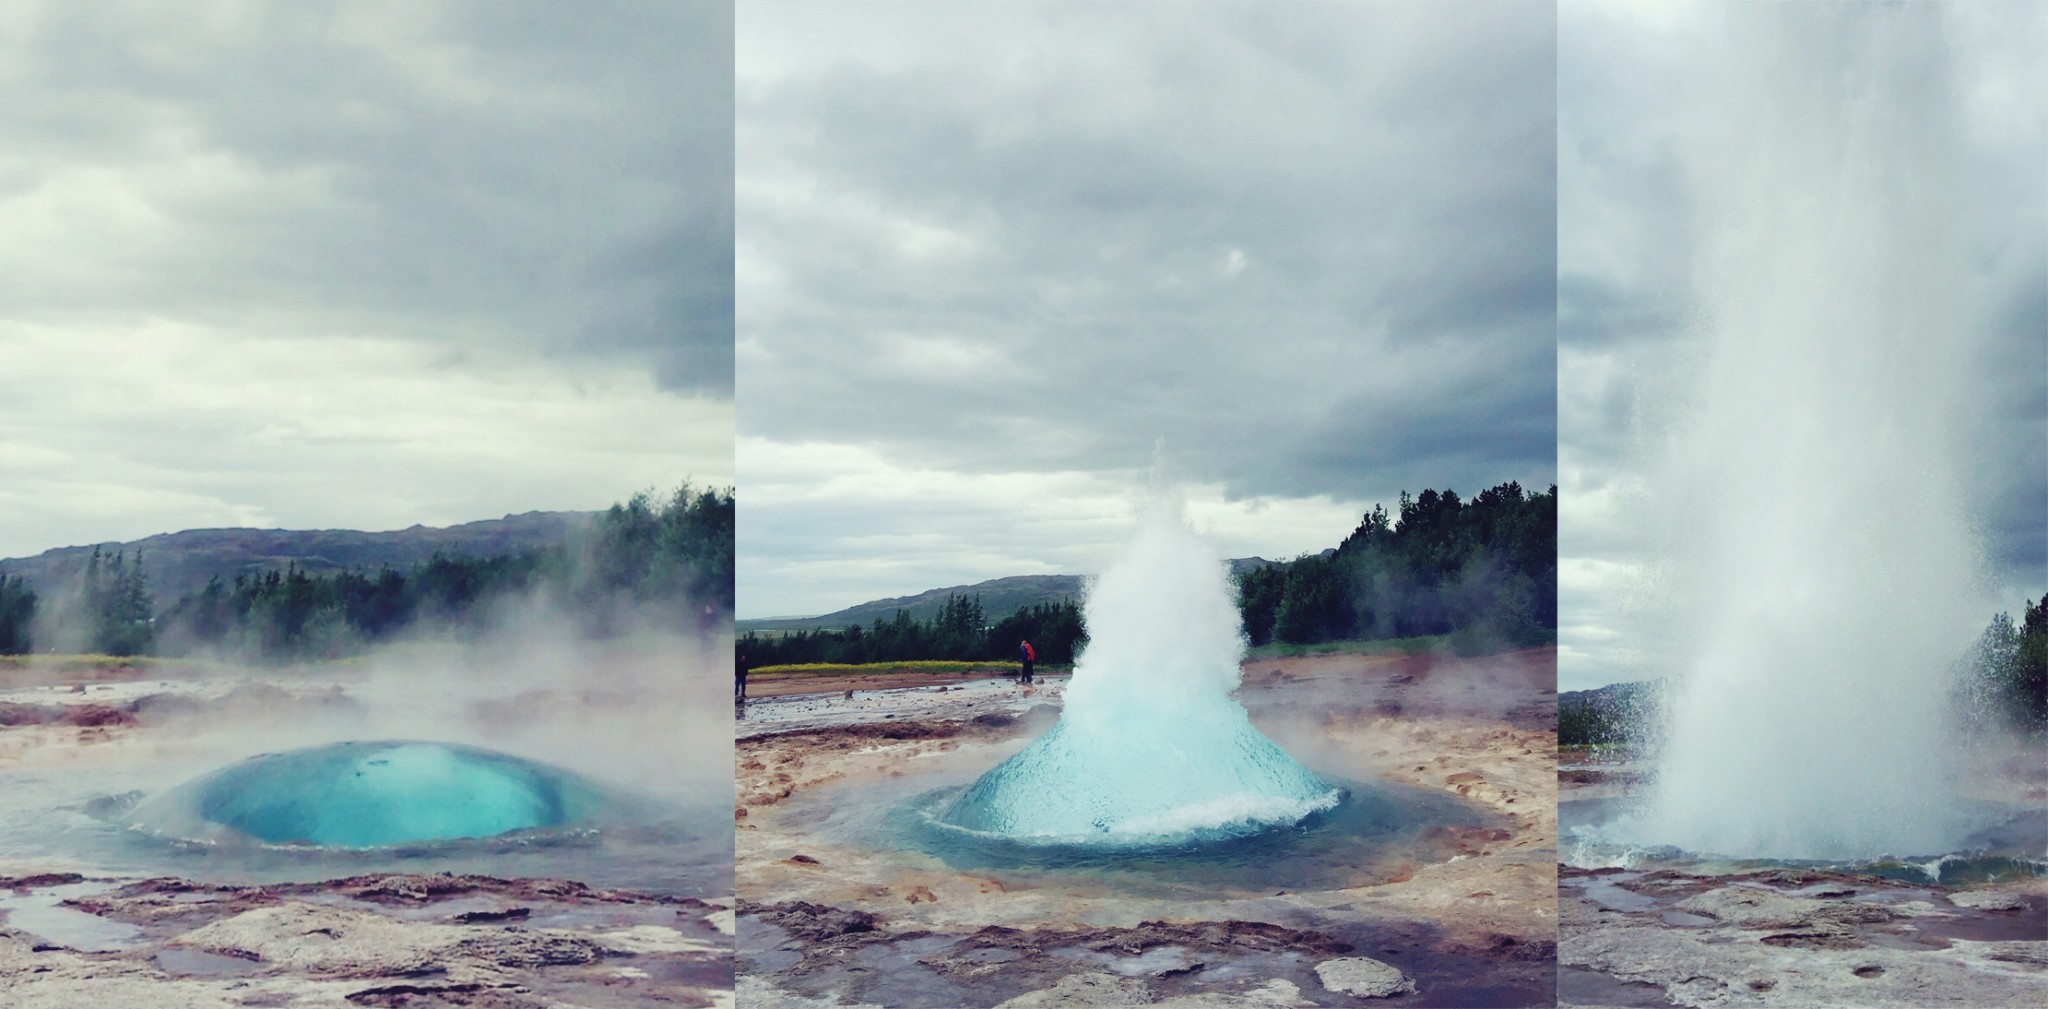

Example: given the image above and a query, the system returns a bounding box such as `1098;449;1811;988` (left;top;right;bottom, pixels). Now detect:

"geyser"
937;499;1341;845
129;741;622;849
1624;5;1990;861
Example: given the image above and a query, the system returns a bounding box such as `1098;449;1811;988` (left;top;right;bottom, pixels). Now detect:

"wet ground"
0;654;734;1008
1556;750;2048;1006
736;648;1559;1007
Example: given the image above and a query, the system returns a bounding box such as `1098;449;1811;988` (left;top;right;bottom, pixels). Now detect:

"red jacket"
1021;642;1035;661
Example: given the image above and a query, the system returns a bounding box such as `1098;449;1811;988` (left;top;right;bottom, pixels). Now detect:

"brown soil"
0;702;139;728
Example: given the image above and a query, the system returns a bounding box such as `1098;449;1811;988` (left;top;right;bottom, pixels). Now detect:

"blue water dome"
938;697;1341;845
129;740;618;849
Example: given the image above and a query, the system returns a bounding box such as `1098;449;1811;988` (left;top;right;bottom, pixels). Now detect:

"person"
735;649;749;701
1018;639;1035;685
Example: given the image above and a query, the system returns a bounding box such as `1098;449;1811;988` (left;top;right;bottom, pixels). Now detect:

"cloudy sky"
736;1;1556;618
1558;2;2048;691
0;0;733;561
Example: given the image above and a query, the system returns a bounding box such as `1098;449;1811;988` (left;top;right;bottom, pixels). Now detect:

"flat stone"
1564;920;2048;1007
1154;978;1315;1007
1948;890;2027;912
994;971;1151;1007
1891;900;1947;917
1959;940;2048;967
1676;886;1893;929
1314;956;1417;998
175;903;453;977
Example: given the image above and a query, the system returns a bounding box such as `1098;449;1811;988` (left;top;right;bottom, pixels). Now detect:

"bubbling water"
1626;4;1992;861
936;498;1341;845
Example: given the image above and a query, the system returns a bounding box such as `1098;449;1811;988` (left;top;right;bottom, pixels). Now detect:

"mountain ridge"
739;556;1280;633
0;511;593;603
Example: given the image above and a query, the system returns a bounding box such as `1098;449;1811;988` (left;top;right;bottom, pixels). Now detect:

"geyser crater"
766;496;1504;894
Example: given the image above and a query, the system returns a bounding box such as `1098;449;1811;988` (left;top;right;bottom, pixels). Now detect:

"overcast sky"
1558;2;2048;691
736;1;1557;618
0;0;733;561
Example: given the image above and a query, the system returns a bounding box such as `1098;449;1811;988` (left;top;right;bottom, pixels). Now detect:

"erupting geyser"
937;499;1341;845
1621;6;1993;861
129;741;625;849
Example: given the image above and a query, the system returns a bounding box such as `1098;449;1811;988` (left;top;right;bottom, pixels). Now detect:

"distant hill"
0;512;592;604
740;557;1280;634
741;574;1083;633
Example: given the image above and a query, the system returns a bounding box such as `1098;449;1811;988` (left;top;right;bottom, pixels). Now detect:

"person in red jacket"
1018;639;1035;684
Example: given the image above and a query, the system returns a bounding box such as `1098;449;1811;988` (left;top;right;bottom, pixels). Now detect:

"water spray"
937;497;1340;845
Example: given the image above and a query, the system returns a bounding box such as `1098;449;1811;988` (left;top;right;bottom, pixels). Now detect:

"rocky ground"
1558;867;2048;1008
734;648;1559;1007
1557;756;2048;1007
0;871;732;1009
0;662;735;1009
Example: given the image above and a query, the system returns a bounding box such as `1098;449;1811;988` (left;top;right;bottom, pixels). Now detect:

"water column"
940;499;1340;845
1633;4;1986;860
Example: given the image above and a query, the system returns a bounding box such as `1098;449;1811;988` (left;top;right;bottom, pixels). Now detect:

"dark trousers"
1020;660;1034;683
735;674;747;698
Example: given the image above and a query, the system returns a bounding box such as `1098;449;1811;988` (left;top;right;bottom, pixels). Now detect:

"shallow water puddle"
1568;872;1661;913
525;902;701;931
156;946;264;977
0;880;141;952
1660;909;1714;926
1101;944;1199;977
1557;965;1674;1007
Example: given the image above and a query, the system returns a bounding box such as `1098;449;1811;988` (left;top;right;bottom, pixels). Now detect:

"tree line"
1237;482;1557;650
1556;594;2048;746
741;596;1085;668
0;547;158;657
739;483;1555;669
1558;681;1664;748
1963;593;2048;733
0;484;733;661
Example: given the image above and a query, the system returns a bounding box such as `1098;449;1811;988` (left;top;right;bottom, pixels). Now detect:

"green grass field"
0;653;203;670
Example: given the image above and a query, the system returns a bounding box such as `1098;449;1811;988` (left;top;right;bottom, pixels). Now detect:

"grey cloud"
1557;274;1685;350
740;2;1557;507
3;0;732;394
1278;337;1557;497
1974;272;2048;577
0;1;732;560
